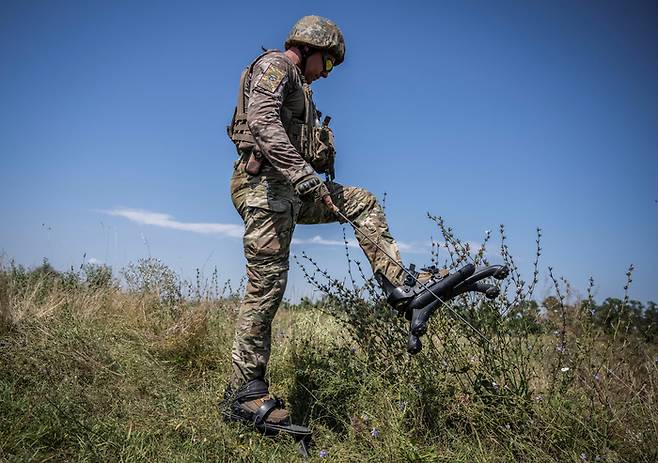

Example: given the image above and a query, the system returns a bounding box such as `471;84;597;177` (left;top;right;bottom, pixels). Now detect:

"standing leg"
229;171;295;390
298;182;404;286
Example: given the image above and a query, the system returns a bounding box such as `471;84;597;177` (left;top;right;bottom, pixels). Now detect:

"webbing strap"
302;85;315;156
253;398;281;425
236;50;277;119
231;132;254;143
235;68;249;119
236;378;269;401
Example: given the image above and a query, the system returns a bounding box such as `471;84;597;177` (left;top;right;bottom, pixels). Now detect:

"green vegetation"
1;221;657;462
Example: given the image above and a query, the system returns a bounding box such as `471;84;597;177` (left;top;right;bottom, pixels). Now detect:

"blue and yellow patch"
256;64;286;92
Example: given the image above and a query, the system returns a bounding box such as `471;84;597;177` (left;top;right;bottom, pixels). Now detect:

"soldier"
224;15;416;431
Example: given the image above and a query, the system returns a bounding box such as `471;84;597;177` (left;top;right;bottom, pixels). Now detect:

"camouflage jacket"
244;51;316;185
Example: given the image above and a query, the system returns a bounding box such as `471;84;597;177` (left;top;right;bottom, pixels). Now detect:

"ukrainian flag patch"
256;63;286;92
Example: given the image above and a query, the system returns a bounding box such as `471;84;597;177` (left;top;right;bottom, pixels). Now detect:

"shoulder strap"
228;50;280;151
236;50;278;118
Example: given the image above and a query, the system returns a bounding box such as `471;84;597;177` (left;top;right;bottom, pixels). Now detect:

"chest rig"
227;51;335;179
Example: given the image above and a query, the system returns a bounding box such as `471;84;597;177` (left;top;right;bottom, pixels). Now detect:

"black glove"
294;174;330;202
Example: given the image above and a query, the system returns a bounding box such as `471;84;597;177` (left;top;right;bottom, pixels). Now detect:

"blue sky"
1;0;656;303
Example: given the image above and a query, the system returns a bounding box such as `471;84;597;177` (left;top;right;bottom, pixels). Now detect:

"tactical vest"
227;51;336;178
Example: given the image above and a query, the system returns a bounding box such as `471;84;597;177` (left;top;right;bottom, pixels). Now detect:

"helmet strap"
299;46;314;78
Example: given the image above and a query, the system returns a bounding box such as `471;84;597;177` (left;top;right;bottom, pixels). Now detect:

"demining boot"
376;264;451;318
377;263;510;355
407;332;422;355
407;264;476;336
224;379;291;432
377;263;476;318
406;264;512;337
221;379;312;456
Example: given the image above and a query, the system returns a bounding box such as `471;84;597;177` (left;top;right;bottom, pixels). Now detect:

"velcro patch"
256;63;286;92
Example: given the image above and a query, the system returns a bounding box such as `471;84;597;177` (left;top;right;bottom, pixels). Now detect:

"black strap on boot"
235;378;270;402
253;398;286;425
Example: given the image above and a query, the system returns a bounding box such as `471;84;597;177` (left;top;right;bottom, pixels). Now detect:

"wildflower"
398;401;407;412
350;346;357;354
555;345;564;353
491;381;499;390
560;367;570;373
505;424;511;430
534;395;543;402
319;449;329;458
370;427;380;438
580;453;587;461
593;373;600;382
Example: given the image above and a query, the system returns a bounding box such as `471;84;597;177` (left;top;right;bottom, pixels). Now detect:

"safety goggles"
323;52;335;73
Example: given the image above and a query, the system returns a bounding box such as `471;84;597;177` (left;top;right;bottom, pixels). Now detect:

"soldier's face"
304;51;331;84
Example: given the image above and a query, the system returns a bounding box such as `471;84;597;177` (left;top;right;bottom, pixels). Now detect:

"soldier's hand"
323;195;339;214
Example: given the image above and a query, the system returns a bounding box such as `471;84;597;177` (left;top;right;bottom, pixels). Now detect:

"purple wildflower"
319;449;329;458
593;373;600;382
398;401;407;412
580;453;587;461
370;427;380;438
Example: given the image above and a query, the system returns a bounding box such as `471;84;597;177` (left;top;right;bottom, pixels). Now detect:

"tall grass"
1;219;657;462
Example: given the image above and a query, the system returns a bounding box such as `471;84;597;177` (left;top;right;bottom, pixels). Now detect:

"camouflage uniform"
229;51;403;388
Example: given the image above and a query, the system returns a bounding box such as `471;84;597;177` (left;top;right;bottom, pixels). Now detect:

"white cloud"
102;208;245;238
101;208;436;255
87;257;103;265
292;235;428;254
292;235;359;247
398;241;427;254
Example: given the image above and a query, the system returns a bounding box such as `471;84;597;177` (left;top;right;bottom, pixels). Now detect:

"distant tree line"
509;296;658;343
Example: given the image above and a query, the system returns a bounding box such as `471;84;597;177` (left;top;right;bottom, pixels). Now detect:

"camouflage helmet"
285;15;345;66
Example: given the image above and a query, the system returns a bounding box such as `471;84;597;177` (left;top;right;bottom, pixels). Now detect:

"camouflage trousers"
229;161;403;389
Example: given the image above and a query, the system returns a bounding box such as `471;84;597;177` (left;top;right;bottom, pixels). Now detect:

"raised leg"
298;181;405;285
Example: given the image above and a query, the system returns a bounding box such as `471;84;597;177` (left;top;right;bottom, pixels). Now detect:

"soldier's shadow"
286;343;361;436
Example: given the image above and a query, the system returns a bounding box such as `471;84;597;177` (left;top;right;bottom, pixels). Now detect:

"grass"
1;237;657;462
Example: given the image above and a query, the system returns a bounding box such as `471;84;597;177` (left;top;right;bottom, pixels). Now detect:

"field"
1;228;657;462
